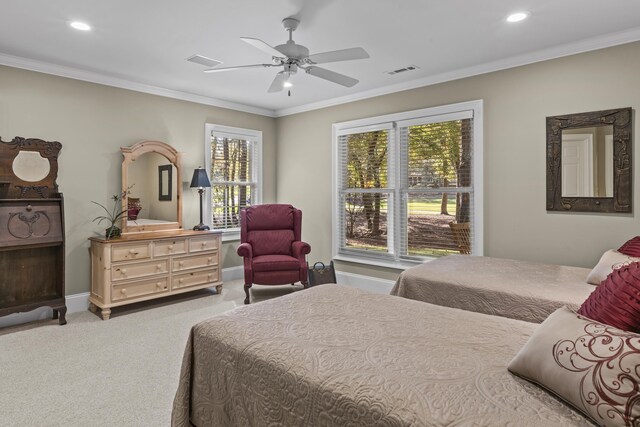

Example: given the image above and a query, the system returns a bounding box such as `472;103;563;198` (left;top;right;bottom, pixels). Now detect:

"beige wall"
0;65;276;294
2;41;640;295
276;41;640;279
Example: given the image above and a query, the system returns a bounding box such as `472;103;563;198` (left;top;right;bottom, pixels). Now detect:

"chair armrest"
237;243;253;259
292;241;311;258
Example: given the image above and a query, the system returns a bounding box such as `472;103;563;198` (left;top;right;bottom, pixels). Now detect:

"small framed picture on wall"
158;164;172;201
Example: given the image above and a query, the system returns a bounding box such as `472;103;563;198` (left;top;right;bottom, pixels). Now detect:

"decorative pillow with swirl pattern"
508;306;640;427
586;249;640;285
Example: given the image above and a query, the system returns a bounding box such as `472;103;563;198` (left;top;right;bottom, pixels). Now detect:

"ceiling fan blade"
240;37;284;58
268;72;287;93
204;64;274;73
305;66;358;87
307;47;369;64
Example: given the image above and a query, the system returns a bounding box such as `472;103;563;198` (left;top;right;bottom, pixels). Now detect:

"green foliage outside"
344;119;470;256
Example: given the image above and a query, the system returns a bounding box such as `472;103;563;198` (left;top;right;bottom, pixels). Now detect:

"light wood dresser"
89;230;222;320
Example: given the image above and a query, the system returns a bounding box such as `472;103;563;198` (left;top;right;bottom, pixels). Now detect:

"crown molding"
0;52;277;117
274;26;640;117
2;25;640;120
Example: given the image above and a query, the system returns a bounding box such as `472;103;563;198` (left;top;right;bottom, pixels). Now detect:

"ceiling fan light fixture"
210;17;369;92
506;12;529;23
69;21;91;31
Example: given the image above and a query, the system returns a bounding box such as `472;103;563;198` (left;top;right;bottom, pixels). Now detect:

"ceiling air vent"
386;65;420;76
187;54;222;67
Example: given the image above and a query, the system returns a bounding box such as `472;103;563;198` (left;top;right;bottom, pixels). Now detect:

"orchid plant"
92;186;133;239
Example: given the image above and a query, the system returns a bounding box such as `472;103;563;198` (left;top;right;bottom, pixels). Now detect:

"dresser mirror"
546;108;632;213
121;140;183;233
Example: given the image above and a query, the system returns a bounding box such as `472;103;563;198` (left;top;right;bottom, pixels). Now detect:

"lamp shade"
190;167;211;188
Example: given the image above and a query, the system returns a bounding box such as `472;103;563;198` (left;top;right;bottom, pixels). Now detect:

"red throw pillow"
619;236;640;257
578;261;640;332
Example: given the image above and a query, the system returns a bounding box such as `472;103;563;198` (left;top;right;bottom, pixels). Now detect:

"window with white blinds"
204;124;262;235
333;101;483;265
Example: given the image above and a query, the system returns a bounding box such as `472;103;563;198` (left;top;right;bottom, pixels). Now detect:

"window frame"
331;100;484;269
204;123;262;241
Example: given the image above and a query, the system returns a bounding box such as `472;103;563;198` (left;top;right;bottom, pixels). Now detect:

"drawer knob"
156;282;162;290
26;204;33;212
179;261;184;266
129;249;138;255
156;264;162;270
208;273;213;279
207;257;212;263
120;269;127;274
121;288;127;295
179;278;184;284
168;245;173;250
201;242;207;247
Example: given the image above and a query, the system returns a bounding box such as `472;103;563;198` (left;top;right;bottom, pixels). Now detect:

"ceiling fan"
204;17;369;93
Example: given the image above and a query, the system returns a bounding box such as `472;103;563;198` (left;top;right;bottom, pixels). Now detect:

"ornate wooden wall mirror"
121;140;182;233
546;107;632;213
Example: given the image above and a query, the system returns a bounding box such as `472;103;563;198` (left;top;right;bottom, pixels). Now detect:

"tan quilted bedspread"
390;255;595;323
172;285;591;426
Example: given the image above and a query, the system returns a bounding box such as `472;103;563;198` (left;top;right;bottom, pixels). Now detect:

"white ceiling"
2;0;640;116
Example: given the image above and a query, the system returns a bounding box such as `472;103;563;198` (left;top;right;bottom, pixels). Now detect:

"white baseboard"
335;271;396;294
67;292;90;313
0;266;246;329
222;265;244;282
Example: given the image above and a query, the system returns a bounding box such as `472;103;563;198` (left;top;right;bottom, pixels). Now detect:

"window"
204;124;262;239
332;100;483;267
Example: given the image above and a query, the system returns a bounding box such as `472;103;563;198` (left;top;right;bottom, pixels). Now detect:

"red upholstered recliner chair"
237;204;311;304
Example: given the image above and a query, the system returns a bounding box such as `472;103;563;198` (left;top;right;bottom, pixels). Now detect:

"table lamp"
190;167;211;231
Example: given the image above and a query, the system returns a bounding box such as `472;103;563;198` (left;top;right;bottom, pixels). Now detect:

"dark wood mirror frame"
546;107;632;213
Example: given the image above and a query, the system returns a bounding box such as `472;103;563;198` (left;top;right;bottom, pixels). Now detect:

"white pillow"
586;249;640;285
508;306;640;427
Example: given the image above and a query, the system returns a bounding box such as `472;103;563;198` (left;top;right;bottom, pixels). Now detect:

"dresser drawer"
111;259;168;282
111;243;151;262
188;235;219;253
153;238;187;257
172;269;219;290
112;277;169;302
172;253;219;272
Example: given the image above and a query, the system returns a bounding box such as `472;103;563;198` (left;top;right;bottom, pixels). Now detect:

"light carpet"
0;280;304;426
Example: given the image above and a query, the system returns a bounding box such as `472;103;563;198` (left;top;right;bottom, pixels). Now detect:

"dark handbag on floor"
307;261;337;286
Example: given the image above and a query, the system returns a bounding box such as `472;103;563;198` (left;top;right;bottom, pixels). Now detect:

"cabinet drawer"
112;277;169;302
172;253;219;272
153;238;187;257
111;259;168;282
112;243;151;262
172;268;219;290
188;236;219;253
0;200;63;247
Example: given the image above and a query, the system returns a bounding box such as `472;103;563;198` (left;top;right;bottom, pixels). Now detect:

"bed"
172;285;591;426
390;255;595;323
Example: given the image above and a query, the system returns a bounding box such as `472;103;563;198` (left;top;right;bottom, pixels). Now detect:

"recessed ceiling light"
506;12;529;23
70;21;91;31
283;81;293;88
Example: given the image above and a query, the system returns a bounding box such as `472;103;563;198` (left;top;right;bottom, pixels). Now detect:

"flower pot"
105;225;121;239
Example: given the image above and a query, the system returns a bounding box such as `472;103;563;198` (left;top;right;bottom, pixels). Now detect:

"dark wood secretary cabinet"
0;137;67;325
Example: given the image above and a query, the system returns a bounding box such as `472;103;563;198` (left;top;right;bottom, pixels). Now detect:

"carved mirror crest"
546;108;632;213
0;136;62;199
